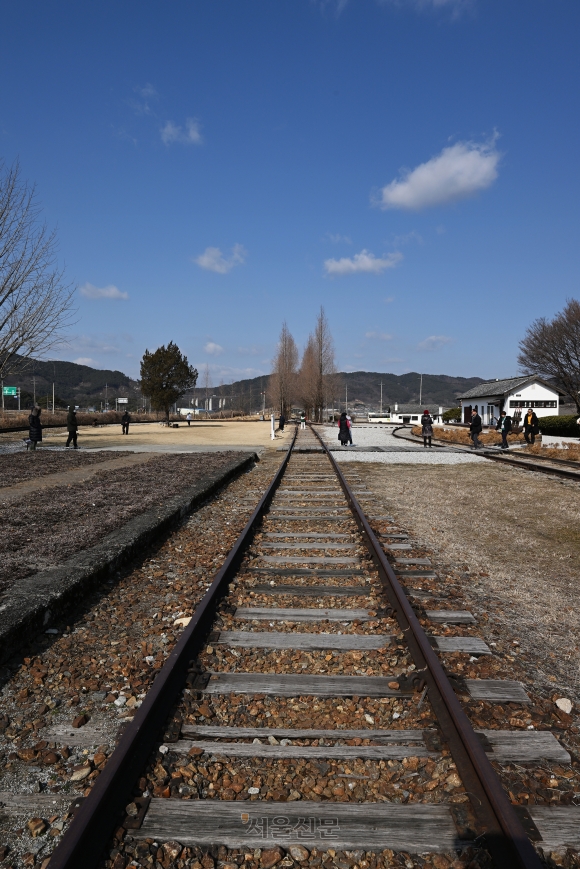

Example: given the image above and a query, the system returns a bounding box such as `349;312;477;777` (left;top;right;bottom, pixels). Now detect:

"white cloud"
73;357;97;367
195;244;247;274
379;0;473;13
365;331;393;341
326;232;352;244
161;118;203;146
136;83;158;99
79;283;129;300
324;249;402;276
417;335;452;351
377;137;500;210
204;342;224;356
238;345;261;356
384;296;395;304
130;83;159;115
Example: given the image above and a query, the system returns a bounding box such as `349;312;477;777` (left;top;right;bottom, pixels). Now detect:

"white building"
457;376;562;426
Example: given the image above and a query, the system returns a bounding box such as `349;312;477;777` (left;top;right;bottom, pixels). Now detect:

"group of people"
25;406;131;450
468;407;539;450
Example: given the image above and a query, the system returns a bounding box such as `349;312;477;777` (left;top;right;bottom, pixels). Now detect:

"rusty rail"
47;427;298;869
310;423;542;869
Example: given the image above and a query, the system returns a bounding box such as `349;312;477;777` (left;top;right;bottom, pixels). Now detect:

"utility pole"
380;381;383;415
33;376;36;406
419;373;422;407
345;383;348;414
52;382;55;414
105;383;108;411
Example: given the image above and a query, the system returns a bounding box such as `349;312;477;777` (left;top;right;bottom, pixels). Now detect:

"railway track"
391;426;580;482
37;424;579;868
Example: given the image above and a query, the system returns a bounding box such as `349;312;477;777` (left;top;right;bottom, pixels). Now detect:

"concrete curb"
0;452;258;666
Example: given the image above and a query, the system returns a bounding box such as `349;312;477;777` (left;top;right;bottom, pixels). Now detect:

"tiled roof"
390;404;450;414
457;376;533;400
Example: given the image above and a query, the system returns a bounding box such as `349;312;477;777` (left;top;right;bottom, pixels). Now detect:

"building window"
509;400;557;408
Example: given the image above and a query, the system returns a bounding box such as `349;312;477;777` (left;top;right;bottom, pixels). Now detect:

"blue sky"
1;0;578;383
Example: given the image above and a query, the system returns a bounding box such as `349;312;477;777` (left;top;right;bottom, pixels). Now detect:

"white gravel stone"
321;426;485;465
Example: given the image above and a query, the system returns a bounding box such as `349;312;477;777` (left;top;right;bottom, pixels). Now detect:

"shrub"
442;407;461;422
537;415;579;437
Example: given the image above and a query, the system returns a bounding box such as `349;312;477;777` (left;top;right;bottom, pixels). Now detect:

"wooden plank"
260;556;360;565
432;637;491;655
528;807;580;849
249;568;365;576
264;533;351;538
380;534;409;540
203;673;412;697
465;679;530;703
384;544;412;550
278;490;341;495
250;584;368;597
166;740;433;760
395;570;437;578
369;515;394;520
41;720;116;747
216;631;391;650
233;607;372;622
181;725;426;742
269;506;350;513
267;516;353;521
135;800;458;852
0;792;72;814
395;558;432;565
426;611;476;624
479;730;571;763
260;542;358;550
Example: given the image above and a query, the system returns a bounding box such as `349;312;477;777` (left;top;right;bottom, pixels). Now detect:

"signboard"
2;387;17;397
117;398;128;404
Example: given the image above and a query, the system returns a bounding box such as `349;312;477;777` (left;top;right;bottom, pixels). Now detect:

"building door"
463;405;472;423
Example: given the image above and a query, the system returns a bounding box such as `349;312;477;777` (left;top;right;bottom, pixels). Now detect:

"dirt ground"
18;420;291;451
352;460;580;698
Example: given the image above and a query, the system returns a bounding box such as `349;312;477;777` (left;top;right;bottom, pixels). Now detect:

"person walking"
496;410;512;450
522;407;539;445
300;411;306;430
338;411;351;445
28;405;42;451
421;409;434;447
66;406;79;449
121;410;131;435
469;408;483;449
279;412;286;432
186;412;192;427
346;414;353;445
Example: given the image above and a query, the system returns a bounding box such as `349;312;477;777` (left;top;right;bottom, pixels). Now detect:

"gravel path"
321;426;486;465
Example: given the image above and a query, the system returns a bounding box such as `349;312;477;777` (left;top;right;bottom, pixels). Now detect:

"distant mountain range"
3;357;140;409
2;357;484;412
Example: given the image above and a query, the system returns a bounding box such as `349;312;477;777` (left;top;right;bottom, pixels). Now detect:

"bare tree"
311;306;336;422
518;299;580;412
0;161;76;401
297;334;318;419
270;321;299;416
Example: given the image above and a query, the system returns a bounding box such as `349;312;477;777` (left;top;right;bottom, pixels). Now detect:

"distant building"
457;376;563;425
370;404;447;424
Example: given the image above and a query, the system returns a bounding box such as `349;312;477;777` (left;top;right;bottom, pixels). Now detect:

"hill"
2;356;141;410
1;358;484;413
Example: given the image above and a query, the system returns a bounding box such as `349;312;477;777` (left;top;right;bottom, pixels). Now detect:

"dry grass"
524;442;580;463
411;424;525;446
355;460;580;696
0;410;168;429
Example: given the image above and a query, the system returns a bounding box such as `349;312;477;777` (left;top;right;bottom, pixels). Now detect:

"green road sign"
2;387;17;397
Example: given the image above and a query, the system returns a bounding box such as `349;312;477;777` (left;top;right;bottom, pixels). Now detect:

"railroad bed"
4;426;580;869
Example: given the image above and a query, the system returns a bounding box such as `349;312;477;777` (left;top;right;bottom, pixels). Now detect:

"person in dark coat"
279;413;286;432
469;409;482;449
28;405;42;450
338;412;350;445
522;407;539;445
421;409;434;447
66;406;78;449
122;410;131;435
496;410;512;450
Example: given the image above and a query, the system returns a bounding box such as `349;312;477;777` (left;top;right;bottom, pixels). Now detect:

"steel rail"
310;424;543;869
47;426;298;869
392;425;580;482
